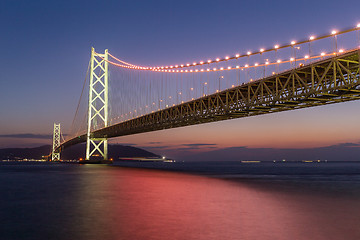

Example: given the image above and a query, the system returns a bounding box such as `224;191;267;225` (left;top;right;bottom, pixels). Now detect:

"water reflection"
74;165;360;240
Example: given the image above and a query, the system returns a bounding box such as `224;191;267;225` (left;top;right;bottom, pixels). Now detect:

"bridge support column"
85;48;111;163
52;123;61;161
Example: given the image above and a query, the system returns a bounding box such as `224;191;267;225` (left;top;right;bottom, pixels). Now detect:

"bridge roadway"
59;49;360;151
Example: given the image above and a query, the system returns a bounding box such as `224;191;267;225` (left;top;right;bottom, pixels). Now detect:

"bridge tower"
52;123;61;161
85;48;109;162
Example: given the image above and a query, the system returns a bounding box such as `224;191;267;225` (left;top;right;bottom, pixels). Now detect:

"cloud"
333;142;360;148
0;134;53;139
147;142;163;145
141;145;171;149
110;142;138;146
182;143;217;147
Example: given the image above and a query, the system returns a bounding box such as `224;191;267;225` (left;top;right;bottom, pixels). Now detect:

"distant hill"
184;143;360;162
0;144;159;160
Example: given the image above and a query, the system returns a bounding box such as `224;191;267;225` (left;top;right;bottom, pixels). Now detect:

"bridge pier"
79;159;113;164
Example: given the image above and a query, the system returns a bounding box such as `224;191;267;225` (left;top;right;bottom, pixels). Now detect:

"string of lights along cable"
67;23;360;141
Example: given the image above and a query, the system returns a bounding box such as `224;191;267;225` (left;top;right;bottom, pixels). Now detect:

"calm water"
1;162;360;240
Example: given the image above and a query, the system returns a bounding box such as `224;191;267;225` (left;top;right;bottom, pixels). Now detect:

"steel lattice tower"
85;48;109;161
52;123;61;161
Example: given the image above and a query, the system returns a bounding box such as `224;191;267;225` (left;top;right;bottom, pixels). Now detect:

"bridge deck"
60;49;360;150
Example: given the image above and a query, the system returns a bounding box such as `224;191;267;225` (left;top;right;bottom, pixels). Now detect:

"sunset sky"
1;0;360;159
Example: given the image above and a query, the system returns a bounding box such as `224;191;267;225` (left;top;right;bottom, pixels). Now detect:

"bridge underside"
60;50;360;150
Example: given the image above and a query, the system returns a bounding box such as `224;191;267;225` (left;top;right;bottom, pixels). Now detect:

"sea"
1;161;360;240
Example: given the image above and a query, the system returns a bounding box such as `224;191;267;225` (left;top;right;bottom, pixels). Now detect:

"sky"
1;0;360;159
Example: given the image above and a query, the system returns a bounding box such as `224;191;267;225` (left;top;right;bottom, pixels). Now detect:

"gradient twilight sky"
1;0;360;158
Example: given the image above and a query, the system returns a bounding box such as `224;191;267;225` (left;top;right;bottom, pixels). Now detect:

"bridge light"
190;70;193;72
213;68;217;71
176;70;179;72
207;68;210;71
235;54;240;58
175;65;178;67
228;66;231;69
185;70;188;72
207;60;212;63
180;64;184;67
216;58;220;61
357;23;360;28
225;56;230;60
305;55;309;59
204;82;208;85
331;30;337;35
220;67;224;70
274;45;279;49
260;48;264;52
200;61;204;64
186;63;190;66
277;60;281;63
291;41;296;45
193;62;197;65
170;66;173;68
245;64;249;67
321;52;326;56
290;57;295;61
195;69;198;72
339;49;344;53
265;61;269;65
247;51;252;55
232;85;234;87
201;69;204;71
181;70;183;72
254;63;258;66
309;36;315;40
236;65;240;68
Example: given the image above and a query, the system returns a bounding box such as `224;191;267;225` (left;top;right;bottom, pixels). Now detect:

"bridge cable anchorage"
52;123;61;161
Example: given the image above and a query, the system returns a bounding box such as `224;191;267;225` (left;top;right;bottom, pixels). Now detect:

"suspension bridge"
51;24;360;163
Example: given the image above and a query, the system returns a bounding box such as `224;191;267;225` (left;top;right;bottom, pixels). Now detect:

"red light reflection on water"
75;166;360;240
